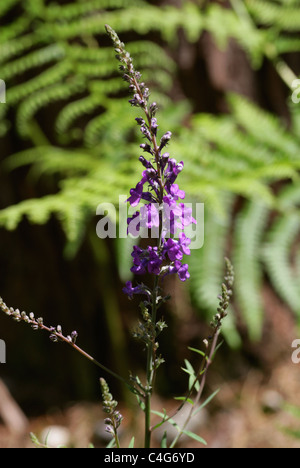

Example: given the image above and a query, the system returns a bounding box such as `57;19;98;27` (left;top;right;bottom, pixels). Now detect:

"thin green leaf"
135;394;146;412
182;359;198;391
181;367;194;376
128;437;135;448
188;346;206;358
182;430;207;446
194;379;200;392
174;396;194;405
184;359;195;374
106;438;115;448
192;389;220;416
161;432;168;448
151;410;180;431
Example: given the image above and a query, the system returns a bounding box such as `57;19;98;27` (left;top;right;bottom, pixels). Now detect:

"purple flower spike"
105;25;194;296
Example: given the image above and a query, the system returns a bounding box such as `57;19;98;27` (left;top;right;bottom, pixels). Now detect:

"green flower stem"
144;275;159;449
131;68;164;449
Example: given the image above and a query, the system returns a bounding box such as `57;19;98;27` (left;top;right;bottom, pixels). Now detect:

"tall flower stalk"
0;26;235;449
105;24;196;448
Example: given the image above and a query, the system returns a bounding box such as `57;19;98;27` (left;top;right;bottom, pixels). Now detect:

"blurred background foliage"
1;0;300;419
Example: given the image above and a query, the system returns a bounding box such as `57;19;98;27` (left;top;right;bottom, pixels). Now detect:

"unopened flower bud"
159;131;172;150
149;102;158;116
150;118;158;135
71;331;78;343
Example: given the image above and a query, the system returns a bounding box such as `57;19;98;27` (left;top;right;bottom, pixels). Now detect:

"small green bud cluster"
100;378;123;437
211;258;234;331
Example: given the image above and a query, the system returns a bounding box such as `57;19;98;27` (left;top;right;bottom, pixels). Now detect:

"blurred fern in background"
1;0;300;348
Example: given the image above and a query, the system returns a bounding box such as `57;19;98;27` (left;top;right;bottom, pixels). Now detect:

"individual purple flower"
131;246;147;275
147;247;162;275
178;232;191;256
150;118;158;136
123;281;149;300
127;171;148;206
129;93;145;107
176;262;190;282
140;143;153;154
173;203;197;231
140;203;160;229
130;245;163;277
140;124;152;141
128;184;144;207
168;183;185;200
165;159;184;185
127;211;140;236
159;131;172;150
161;196;177;235
166;260;190;282
139;155;153;169
164;238;183;262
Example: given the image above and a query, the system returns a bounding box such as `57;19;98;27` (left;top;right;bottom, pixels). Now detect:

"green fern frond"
0;34;40;64
83;98;133;148
23;0;46;17
0;16;31;43
263;213;300;315
55;94;105;136
188;195;241;347
48;3;203;43
0;44;65;81
7;61;73;106
229;94;300;157
246;0;300;31
275;36;300;54
16;79;86;138
192;114;281;167
0;0;20;17
234;201;269;341
188;198;232;315
3;147;99;174
45;0;145;22
263;184;300;316
205;3;266;67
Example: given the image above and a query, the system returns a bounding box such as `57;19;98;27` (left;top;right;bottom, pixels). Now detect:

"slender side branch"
0;296;143;397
